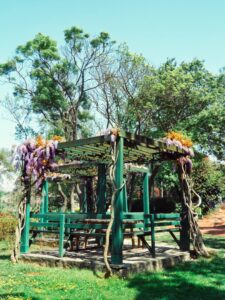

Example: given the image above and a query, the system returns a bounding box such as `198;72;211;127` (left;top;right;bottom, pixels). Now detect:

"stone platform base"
20;243;189;277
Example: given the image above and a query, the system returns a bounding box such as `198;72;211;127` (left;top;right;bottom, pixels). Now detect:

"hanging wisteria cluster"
163;131;194;157
14;135;62;190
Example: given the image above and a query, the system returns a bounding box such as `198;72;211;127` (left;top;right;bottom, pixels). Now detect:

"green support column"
40;184;45;229
59;214;65;257
20;191;31;253
82;182;87;213
143;172;150;231
111;137;124;265
40;180;48;228
150;213;156;257
40;187;45;215
43;180;49;213
97;164;107;213
123;181;128;213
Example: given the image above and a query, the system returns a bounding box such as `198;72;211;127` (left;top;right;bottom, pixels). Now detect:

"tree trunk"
70;183;76;212
57;183;68;212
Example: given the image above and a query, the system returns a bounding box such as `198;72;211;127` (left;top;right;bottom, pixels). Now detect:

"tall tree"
92;44;153;133
137;59;225;159
0;27;115;140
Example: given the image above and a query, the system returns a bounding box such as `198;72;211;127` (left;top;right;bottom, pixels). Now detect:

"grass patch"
0;235;224;300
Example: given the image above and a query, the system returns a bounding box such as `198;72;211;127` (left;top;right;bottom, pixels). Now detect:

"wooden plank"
65;223;108;230
65;213;111;220
32;213;112;220
126;165;150;173
154;221;180;226
30;222;59;228
31;212;61;218
123;213;145;219
145;213;180;219
58;135;110;149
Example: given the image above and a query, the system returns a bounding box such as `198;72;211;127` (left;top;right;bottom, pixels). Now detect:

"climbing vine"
165;131;208;257
177;157;209;257
11;135;61;262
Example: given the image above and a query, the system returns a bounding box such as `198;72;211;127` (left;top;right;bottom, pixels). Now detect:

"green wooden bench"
29;212;181;258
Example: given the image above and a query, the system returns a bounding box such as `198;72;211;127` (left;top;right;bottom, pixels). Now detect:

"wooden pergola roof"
57;130;188;167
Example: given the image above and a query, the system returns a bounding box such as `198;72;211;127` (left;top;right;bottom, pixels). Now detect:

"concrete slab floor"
20;243;190;277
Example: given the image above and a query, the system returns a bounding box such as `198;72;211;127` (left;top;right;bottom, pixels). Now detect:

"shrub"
0;213;17;243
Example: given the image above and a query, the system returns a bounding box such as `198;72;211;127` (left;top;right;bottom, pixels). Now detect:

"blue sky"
1;0;225;149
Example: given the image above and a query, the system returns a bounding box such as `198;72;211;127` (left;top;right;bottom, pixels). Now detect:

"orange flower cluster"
36;135;64;147
36;135;45;147
52;135;64;142
166;131;193;148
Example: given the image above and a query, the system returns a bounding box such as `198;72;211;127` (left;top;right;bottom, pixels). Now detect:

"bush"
192;158;225;214
0;213;17;243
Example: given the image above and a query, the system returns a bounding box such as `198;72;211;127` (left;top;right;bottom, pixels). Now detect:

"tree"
92;44;153;133
0;149;14;203
0;27;115;140
191;157;225;213
189;72;225;159
137;59;225;159
0;148;13;178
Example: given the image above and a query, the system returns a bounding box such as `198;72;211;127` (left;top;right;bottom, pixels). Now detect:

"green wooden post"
40;180;48;230
123;180;128;213
20;191;31;253
97;164;107;213
81;183;87;213
43;180;49;213
150;213;156;257
40;186;45;215
143;173;150;231
65;216;70;235
111;137;124;265
59;214;65;257
40;184;45;230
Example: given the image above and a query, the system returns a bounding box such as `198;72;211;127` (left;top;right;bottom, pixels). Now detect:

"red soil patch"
198;203;225;236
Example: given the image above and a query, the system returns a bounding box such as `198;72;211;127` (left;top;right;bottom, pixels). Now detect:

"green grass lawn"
0;235;224;300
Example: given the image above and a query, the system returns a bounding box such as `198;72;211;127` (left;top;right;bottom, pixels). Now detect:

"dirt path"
198;203;225;236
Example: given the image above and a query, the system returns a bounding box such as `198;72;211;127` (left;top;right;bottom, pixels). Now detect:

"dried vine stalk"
178;161;209;257
11;187;29;263
103;142;116;277
11;177;40;263
103;141;125;278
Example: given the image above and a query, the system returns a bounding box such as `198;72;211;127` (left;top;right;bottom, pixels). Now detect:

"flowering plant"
164;131;194;157
15;135;63;190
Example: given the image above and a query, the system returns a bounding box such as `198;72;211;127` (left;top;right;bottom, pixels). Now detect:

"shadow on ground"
127;253;225;300
0;293;40;300
0;254;10;260
204;237;225;249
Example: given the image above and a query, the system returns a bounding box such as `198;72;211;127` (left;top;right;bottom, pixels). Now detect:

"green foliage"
138;59;224;146
192;158;225;213
0;236;224;299
0;27;115;140
0;149;13;172
0;213;17;244
94;43;152;131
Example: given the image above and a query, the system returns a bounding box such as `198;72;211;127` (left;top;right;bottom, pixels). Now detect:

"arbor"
0;27;115;140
